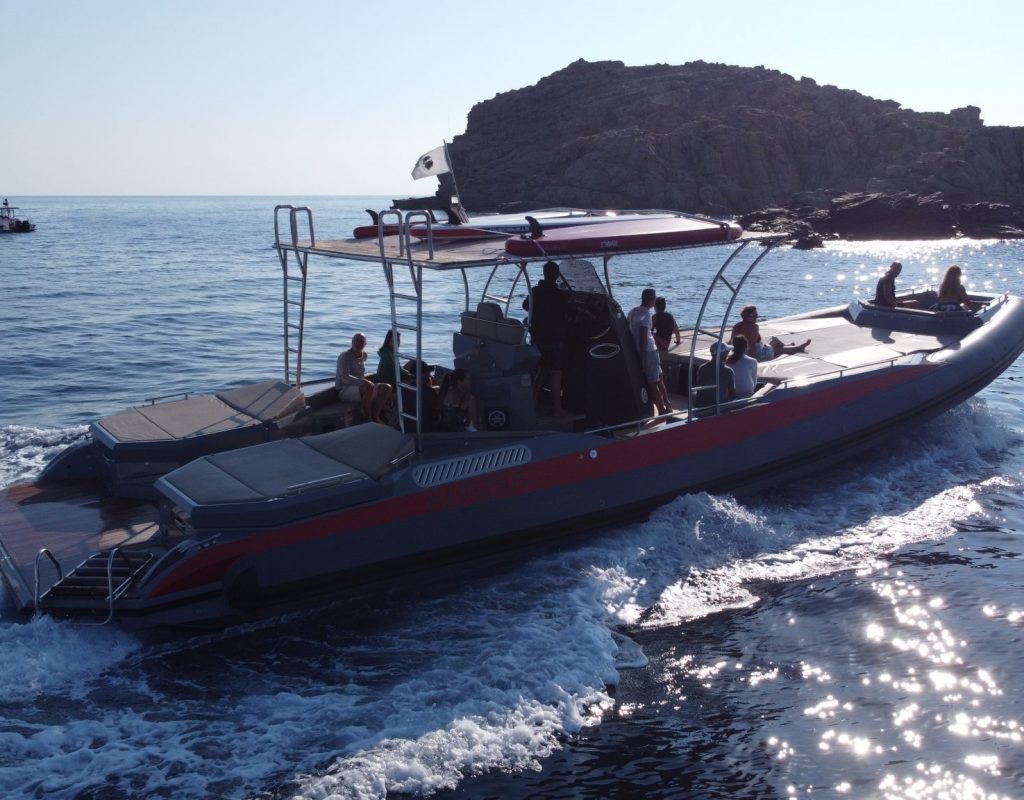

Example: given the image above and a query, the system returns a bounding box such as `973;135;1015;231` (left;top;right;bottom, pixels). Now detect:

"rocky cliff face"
448;60;1024;216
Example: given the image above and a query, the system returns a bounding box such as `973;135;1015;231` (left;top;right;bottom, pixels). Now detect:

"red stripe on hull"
150;366;926;597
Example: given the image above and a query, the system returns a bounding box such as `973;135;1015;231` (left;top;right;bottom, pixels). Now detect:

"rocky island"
447;60;1024;243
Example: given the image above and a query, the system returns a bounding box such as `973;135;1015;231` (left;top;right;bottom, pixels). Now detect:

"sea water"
1;197;1023;799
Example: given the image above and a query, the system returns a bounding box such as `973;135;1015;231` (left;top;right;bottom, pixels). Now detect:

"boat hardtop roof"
274;205;776;271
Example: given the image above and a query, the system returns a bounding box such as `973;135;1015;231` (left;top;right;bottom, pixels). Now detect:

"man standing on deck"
523;260;570;416
628;288;672;416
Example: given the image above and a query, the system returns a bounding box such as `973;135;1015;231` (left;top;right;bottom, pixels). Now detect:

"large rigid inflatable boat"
2;205;1022;630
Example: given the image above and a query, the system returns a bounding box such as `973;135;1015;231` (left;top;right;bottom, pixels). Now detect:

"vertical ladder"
274;205;314;388
380;210;428;449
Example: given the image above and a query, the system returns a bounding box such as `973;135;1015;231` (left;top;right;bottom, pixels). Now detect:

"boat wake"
0;423;88;489
0;400;1019;799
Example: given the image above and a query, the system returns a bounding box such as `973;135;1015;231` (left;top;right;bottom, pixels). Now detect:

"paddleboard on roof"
505;215;743;257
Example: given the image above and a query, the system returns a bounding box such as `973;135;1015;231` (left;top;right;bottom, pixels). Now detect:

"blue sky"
5;0;1022;195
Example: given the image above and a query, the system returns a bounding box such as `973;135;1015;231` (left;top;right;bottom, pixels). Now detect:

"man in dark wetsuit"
523;260;570;415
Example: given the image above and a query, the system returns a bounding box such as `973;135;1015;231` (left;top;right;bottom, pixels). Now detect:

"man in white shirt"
627;288;673;416
336;332;392;423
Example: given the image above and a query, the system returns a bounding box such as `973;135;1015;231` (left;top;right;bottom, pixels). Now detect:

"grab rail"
33;549;64;611
144;391;192;405
285;472;360;495
79;547;135;626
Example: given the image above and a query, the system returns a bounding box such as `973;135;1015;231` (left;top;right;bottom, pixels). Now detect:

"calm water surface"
1;197;1023;799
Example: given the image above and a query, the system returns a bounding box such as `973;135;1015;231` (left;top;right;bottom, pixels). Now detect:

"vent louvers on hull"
412;445;532;487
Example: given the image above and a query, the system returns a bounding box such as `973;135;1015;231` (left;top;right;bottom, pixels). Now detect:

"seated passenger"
694;341;736;407
652;296;682;351
438;368;478;432
873;261;921;309
336;332;392;423
376;329;412;388
731;305;810;361
726;335;758;398
934;264;981;312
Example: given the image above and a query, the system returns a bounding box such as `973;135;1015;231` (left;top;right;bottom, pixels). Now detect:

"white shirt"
731;354;758;397
628;305;656;353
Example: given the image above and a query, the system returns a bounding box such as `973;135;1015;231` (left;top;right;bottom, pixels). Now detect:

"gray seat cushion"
303;423;415;479
218;380;306;423
96;380;306;445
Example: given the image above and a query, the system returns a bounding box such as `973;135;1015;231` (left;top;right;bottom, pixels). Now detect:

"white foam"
0;424;88;488
0;392;1019;799
0;615;139;702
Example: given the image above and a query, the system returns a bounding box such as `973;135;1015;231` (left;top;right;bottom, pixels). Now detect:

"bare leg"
645;382;659;417
371;384;392;423
359;384;374;421
656;376;673;413
774;338;812;356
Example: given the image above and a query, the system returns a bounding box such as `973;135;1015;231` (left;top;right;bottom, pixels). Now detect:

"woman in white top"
726;335;758;398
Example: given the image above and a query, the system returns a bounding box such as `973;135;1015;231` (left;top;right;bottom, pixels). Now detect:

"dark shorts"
537;341;568;370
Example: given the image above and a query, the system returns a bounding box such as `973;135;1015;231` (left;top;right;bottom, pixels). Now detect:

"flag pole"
440;141;468;223
443;141;462;201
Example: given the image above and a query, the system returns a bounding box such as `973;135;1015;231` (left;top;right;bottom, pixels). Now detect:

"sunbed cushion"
96;380;306;445
97;396;254;442
217;380;306;422
303;423;415;479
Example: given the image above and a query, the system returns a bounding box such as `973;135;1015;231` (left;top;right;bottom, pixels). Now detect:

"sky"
4;0;1023;196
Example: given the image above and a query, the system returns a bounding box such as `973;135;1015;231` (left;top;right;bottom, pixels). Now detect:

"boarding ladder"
274;205;314;388
688;237;784;414
377;209;430;448
36;547;155;625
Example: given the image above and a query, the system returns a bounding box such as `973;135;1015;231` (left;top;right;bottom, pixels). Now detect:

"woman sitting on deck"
934;265;982;312
438;369;478;432
376;329;412;388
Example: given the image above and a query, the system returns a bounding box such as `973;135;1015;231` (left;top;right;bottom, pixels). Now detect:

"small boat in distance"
0;198;35;233
2;202;1023;631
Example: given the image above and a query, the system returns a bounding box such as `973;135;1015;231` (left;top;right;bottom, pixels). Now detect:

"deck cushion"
97;396;255;443
302;423;415;479
95;380;306;445
201;439;368;500
217;380;306;423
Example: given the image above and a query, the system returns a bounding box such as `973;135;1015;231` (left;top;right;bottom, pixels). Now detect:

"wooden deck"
0;480;161;610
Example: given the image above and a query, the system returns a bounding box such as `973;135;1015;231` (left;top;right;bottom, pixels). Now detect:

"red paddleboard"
353;224;401;239
504;216;742;257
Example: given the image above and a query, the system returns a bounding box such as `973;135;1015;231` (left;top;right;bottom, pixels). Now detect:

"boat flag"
411;145;451;180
